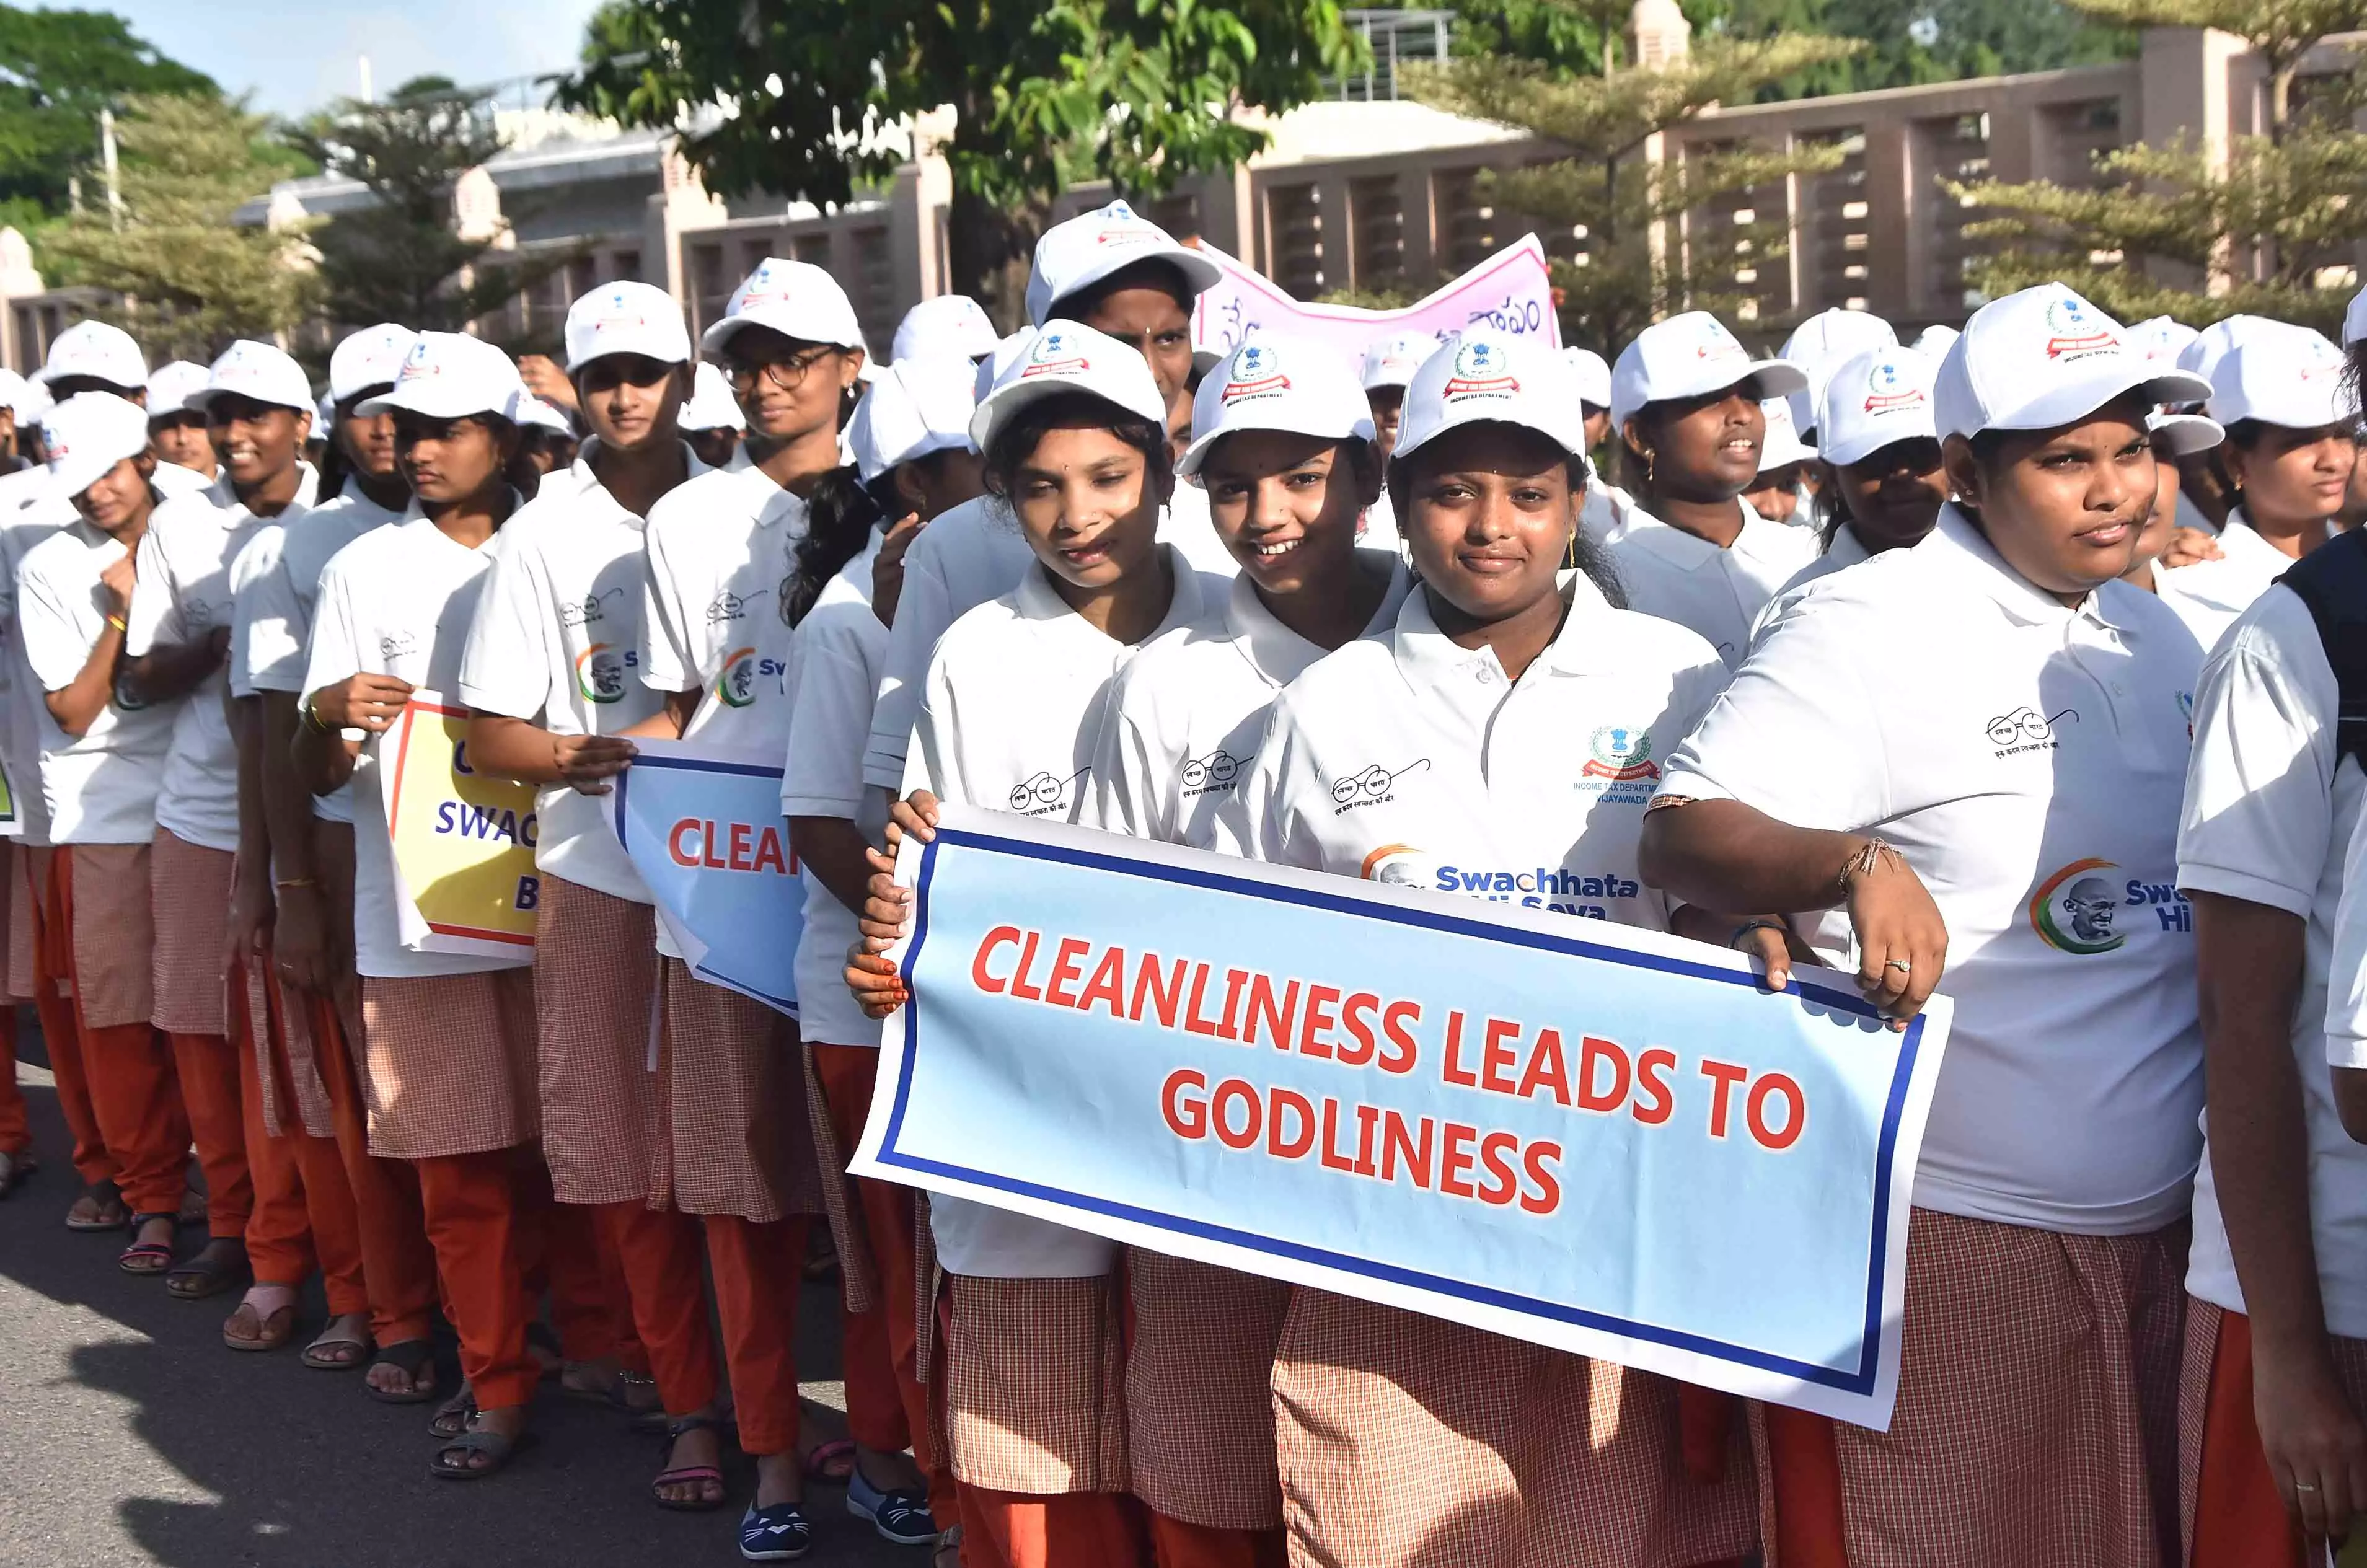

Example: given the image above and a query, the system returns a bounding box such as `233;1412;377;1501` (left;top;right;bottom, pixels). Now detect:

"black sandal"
0;1148;35;1198
116;1212;178;1275
364;1339;441;1405
428;1424;533;1481
164;1242;249;1300
429;1388;478;1441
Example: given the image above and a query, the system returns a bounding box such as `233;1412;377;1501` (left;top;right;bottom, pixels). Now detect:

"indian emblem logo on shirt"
1221;345;1290;406
1442;342;1517;402
2029;857;2125;954
1582;726;1658;782
575;642;628;704
1862;358;1926;414
714;646;760;708
2042;296;2118;361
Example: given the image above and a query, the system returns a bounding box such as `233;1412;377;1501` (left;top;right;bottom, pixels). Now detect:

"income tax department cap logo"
2042;296;2118;362
397;340;438;382
2029;857;2123;954
1863;358;1926;414
589;289;647;332
1220;343;1290;405
1442;341;1518;402
1021;330;1089;380
1095;200;1158;251
1693;320;1749;366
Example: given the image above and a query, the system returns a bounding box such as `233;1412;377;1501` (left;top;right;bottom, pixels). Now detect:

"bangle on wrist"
105;613;126;632
1839;836;1900;894
1728;917;1786;951
303;695;332;734
273;876;317;890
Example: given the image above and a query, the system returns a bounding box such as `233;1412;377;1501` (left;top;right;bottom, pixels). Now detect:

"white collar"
1012;544;1208;645
2219;507;2329;571
1223;550;1409;689
1918;504;2121;631
1616;498;1780;571
1391;570;1619;692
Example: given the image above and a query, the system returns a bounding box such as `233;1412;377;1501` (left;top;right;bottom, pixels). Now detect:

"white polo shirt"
640;451;807;755
237;482;407;825
127;469;318;852
862;493;1240;792
1658;508;2205;1235
907;548;1213;1280
1605;500;1818;668
2177;583;2367;1336
1746;522;1880;652
304;508;527;979
1233;574;1721;936
780;532;888;1049
0;498;67;845
1579;477;1639;546
1090;552;1409;850
16;518;178;845
2154;510;2324;656
152;460;215;504
459;448;700;904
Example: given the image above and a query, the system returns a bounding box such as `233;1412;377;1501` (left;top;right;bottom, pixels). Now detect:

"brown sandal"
223;1298;299;1352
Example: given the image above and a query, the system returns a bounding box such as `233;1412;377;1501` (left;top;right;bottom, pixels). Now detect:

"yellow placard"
383;694;540;952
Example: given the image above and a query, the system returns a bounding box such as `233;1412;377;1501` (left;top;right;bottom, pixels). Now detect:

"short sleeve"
899;646;963;807
2325;808;2367;1068
1654;595;1892;832
226;524;285;700
864;534;955;791
123;529;177;658
1228;699;1322;871
240;539;312;693
17;550;91;693
457;540;557;721
2175;594;2335;917
301;560;365;702
780;609;876;820
1084;668;1168;842
638;521;696;695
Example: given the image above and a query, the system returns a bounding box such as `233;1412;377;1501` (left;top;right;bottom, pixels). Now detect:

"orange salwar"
48;849;183;1215
959;1487;1152;1568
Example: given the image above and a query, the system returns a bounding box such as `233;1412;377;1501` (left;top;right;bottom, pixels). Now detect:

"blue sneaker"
738;1500;812;1561
847;1467;940;1546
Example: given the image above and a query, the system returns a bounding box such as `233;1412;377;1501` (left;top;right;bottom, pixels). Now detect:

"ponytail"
782;464;889;627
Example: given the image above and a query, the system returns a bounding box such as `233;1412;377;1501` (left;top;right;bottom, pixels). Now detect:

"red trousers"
516;1163;647;1375
24;847;109;1186
608;1202;809;1455
1145;1513;1288;1568
165;1031;249;1240
959;1487;1152;1568
0;1002;24;1156
311;989;439;1346
813;1041;955;1513
2187;1306;2346;1568
1764;1403;1851;1568
413;1147;538;1411
47;850;184;1216
236;966;366;1315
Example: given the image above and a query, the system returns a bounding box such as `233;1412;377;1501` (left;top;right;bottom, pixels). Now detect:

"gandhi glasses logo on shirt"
1008;767;1089;816
705;589;747;625
560;587;623;628
1985;705;2076;757
2040;296;2119;363
1441;343;1518;404
1220;344;1291;407
1328;757;1430;813
1179;747;1244;796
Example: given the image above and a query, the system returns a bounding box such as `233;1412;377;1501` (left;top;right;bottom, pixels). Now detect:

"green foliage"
1408;8;1862;351
36;94;315;361
0;6;216;217
1720;0;2135;98
288;77;568;335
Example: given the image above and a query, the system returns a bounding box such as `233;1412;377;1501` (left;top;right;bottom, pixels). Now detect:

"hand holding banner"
381;690;539;957
1189;235;1561;366
854;805;1949;1428
608;737;804;1015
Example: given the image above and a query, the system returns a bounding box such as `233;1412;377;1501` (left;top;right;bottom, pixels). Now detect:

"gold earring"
1644;449;1656;485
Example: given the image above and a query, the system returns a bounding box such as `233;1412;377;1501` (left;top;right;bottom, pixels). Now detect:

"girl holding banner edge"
1639;283;2214;1567
1216;327;1770;1568
1083;328;1408;1568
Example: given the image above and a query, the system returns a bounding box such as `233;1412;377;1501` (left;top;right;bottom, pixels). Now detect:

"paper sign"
0;748;19;839
609;737;804;1015
855;805;1949;1429
1189;235;1561;365
381;690;540;956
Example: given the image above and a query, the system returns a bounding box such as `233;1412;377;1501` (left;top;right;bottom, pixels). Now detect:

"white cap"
516;395;575;437
1178;332;1375;478
1934;283;2210;443
328;324;419;404
976;330;1034;405
893;294;999;363
15;378;50;427
2128;315;2200;366
2176;314;2278;385
2347;283;2367;348
1756;397;1815;472
677;361;745;433
2148;408;2225;455
1360;332;1436;393
38;320;146;391
1911;324;1960;358
1566;347;1613;410
850;355;979;481
701;257;870;372
188;339;314;418
1395;327;1588;465
1610;311;1807;431
969;320;1168;457
2206;322;2353;430
43;391;150;501
1025;200;1222;328
1817;346;1939;468
146;361;210;419
1779;307;1897;436
316;393;335;428
356;332;527;423
564;280;692;373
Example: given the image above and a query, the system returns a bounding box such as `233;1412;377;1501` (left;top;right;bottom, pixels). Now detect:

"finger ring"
2295;1481;2321;1492
1885;959;1911;973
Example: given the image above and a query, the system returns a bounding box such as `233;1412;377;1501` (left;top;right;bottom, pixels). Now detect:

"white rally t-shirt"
781;532;889;1049
1578;477;1639;547
127;468;318;852
0;493;68;845
1090;552;1409;850
15;518;178;843
2177;582;2367;1336
1658;507;2206;1235
907;548;1215;1279
1233;572;1722;930
2154;510;2325;657
303;508;528;979
862;493;1240;792
238;482;407;825
459;448;699;904
1605;500;1818;668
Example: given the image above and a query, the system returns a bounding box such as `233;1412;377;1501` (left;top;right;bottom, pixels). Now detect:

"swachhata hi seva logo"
2029;857;2124;954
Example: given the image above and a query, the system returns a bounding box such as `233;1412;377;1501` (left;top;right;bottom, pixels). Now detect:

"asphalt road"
0;1019;919;1568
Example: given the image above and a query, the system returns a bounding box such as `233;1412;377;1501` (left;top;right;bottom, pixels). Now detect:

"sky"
104;0;610;119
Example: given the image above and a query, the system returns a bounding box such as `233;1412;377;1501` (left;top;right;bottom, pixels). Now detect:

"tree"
0;6;216;226
1718;0;2134;99
1950;0;2367;331
288;76;568;336
1406;0;1864;351
37;94;317;361
559;0;1370;319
